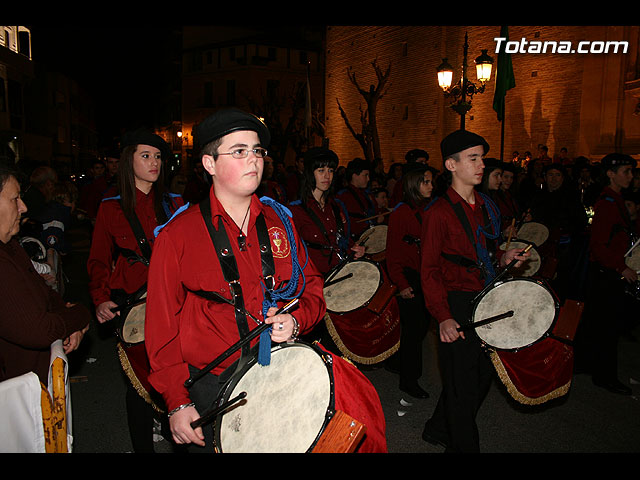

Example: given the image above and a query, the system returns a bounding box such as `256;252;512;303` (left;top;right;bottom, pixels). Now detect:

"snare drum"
358;225;387;258
323;260;400;364
472;277;559;351
213;342;387;453
116;290;147;346
517;222;549;247
324;260;382;314
499;240;541;277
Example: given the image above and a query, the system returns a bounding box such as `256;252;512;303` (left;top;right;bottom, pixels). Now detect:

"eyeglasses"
218;148;268;159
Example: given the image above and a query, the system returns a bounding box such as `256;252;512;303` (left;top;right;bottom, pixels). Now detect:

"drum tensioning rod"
457;310;514;332
184;298;299;389
471;244;533;305
190;392;247;429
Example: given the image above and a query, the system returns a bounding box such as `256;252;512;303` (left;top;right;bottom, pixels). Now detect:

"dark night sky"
28;25;177;148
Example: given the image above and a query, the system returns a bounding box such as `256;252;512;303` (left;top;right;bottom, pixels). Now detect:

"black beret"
440;130;489;163
601;152;637;171
405;149;429;163
121;129;170;159
303;147;339;171
195;108;270;149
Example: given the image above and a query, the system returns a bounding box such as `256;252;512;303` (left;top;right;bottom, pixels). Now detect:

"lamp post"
437;32;494;130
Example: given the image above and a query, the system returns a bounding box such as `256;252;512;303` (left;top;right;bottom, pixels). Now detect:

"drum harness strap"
342;185;376;231
441;192;502;286
297;198;349;261
193;196;307;369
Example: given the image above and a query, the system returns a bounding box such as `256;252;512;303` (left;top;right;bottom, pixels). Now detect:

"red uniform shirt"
145;188;326;411
87;189;184;306
589;186;635;274
386;202;423;292
336;185;379;240
420;187;495;324
289;197;350;275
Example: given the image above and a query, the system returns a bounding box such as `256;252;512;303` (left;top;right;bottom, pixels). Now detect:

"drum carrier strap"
300;200;349;261
441;192;501;285
197;198;277;371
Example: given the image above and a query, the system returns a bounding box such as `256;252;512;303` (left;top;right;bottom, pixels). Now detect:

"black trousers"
396;268;431;387
574;263;630;381
424;291;494;453
183;365;224;453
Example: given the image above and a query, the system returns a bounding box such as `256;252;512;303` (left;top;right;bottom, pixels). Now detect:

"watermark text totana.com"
494;37;628;54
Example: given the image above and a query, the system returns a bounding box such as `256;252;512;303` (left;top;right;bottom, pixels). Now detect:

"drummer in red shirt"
420;130;528;453
87;129;184;452
575;153;637;396
289;147;365;275
386;164;438;399
336;158;381;241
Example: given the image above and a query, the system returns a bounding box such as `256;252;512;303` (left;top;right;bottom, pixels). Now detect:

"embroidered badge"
269;226;290;258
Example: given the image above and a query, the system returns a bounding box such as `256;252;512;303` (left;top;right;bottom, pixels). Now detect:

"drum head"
122;292;147;344
323;261;381;313
217;343;332;453
358;225;388;255
473;279;557;350
500;241;541;277
517;222;549;247
625;249;640;273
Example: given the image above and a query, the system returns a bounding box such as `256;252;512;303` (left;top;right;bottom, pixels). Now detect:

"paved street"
62;222;640;455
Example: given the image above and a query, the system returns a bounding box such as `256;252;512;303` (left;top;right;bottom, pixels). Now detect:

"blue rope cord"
475;192;502;284
257;197;308;365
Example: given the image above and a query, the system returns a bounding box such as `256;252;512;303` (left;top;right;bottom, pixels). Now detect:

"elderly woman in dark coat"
0;164;89;384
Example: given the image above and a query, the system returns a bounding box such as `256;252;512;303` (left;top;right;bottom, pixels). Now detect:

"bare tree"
336;58;391;162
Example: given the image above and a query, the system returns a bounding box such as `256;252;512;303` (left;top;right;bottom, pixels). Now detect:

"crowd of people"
1;108;638;453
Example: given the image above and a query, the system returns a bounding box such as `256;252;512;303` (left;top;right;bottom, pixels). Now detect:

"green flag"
492;25;516;122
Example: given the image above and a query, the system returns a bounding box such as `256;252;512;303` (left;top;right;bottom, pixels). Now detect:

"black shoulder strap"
197;198;276;365
118;199;152;265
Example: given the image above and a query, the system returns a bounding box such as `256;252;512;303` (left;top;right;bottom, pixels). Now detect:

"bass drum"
213;342;387;453
323;259;400;364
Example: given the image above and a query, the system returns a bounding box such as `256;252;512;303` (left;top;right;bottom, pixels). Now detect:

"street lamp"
437;32;494;130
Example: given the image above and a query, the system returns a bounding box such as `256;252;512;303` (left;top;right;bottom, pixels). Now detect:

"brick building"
324;25;640;171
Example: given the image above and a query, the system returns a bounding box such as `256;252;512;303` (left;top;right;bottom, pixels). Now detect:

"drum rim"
471;277;560;352
323;259;384;314
213;341;336;453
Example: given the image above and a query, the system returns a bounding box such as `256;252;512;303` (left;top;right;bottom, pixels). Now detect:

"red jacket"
87;188;184;306
386;202;423;292
289;197;350;275
420;188;497;323
589;186;636;274
145;188;325;411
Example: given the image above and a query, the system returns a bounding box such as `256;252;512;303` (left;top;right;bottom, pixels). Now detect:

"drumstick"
505;218;516;250
356;209;392;223
190;392;247;429
457;310;514;332
184;298;299;388
471;244;533;305
324;272;353;288
624;237;640;257
324;236;370;284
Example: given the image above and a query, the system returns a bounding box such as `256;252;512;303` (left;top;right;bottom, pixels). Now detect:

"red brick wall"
325;25;636;172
